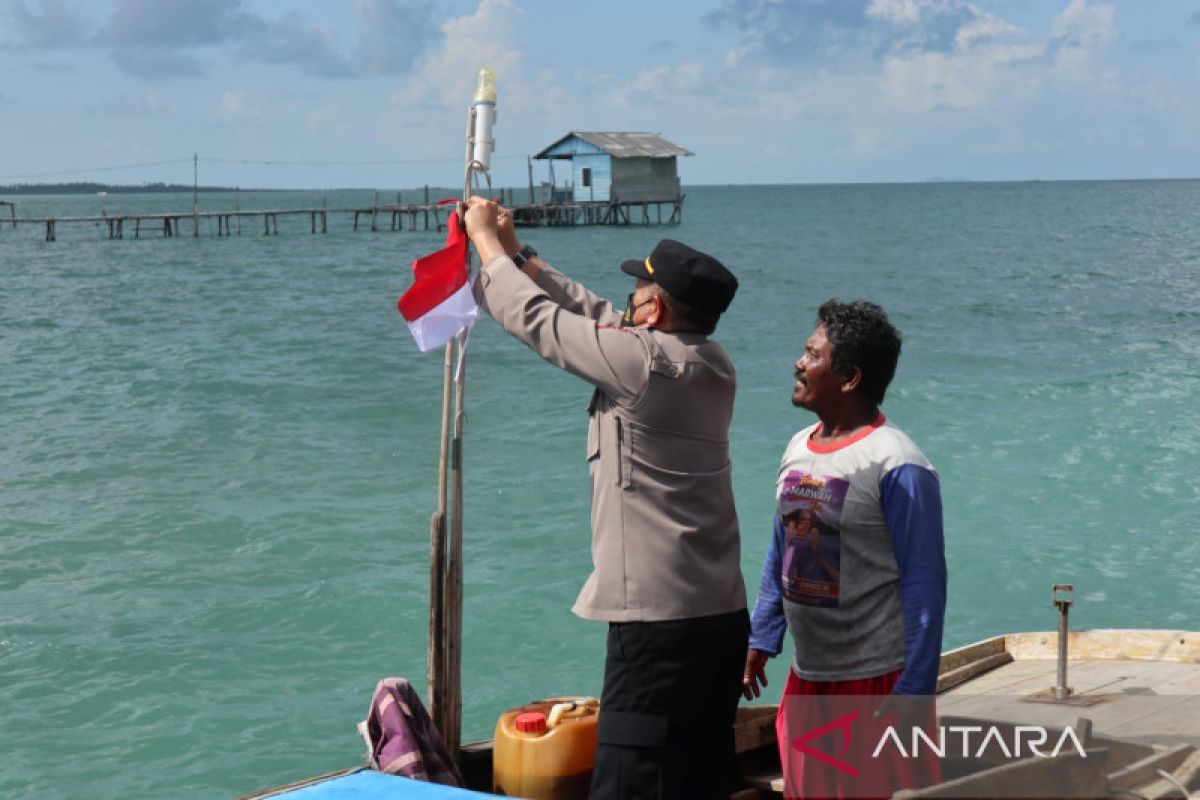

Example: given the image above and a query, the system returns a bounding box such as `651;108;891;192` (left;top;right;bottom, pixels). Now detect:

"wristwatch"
511;245;537;268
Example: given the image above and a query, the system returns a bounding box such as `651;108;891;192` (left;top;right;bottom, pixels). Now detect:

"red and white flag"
397;209;478;352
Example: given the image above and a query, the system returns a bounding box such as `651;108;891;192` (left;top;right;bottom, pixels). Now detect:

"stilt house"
532;132;692;204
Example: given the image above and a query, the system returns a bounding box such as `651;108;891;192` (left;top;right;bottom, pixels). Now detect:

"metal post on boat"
1053;583;1074;700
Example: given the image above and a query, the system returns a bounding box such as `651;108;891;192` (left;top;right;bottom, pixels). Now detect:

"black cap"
620;239;738;316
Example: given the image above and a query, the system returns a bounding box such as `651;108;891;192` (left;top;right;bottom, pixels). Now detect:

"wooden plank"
1130;749;1200;798
939;636;1007;674
457;740;493;792
238;767;361;799
1108;743;1195;791
733;705;777;753
895;749;1108;798
937;652;1013;693
1006;630;1200;662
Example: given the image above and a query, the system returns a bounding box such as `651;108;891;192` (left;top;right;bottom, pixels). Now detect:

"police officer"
463;196;749;799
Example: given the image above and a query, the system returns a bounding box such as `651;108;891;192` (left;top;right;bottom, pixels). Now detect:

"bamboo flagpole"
428;66;497;760
427;339;452;749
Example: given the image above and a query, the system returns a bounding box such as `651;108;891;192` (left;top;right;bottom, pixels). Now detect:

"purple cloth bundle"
359;677;464;786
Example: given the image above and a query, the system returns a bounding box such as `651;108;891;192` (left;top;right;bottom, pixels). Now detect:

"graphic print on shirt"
778;471;848;607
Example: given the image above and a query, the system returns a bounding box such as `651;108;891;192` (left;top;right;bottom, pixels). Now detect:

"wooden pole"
428;340;453;747
430;85;500;758
442;104;475;762
445;342;465;756
193;153;199;238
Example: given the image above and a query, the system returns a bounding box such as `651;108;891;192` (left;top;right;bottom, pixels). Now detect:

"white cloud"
866;0;924;27
710;0;1024;66
867;0;1024;55
639;2;1066;177
378;0;540;165
1051;0;1118;49
954;14;1024;51
610;62;706;109
391;0;524;112
878;39;1047;115
1049;0;1120;87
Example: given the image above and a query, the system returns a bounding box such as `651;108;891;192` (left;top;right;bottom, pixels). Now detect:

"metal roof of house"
534;132;694;159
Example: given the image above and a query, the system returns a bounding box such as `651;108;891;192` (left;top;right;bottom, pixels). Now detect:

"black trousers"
589;609;750;800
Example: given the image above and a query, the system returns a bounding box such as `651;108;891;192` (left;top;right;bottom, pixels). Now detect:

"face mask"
621;292;654;327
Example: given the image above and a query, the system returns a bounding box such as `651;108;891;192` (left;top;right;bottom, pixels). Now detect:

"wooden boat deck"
736;629;1200;798
938;629;1200;745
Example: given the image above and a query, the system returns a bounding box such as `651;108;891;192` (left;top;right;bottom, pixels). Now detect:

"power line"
200;154;527;166
0;152;530;182
0;158;193;181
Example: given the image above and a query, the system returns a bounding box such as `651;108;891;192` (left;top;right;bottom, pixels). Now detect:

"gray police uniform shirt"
474;254;747;623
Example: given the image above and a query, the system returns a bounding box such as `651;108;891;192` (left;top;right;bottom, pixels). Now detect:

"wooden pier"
7;204;447;242
0;194;684;242
510;196;684;227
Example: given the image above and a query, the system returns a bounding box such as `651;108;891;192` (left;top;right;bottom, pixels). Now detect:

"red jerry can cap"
515;711;547;733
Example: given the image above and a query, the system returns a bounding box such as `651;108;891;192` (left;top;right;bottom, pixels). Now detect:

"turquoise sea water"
2;182;1198;797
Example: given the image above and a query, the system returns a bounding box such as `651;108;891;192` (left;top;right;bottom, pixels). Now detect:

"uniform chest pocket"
586;411;632;489
615;417;632;489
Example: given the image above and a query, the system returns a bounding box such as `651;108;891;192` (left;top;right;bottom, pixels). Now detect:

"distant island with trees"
0;182;238;196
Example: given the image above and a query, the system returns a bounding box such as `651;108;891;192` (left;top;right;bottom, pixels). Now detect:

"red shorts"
776;668;942;800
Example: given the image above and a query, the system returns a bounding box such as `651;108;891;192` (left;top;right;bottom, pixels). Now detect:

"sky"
1;0;1199;189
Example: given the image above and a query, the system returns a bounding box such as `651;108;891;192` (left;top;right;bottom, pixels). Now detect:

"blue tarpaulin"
270;770;498;799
